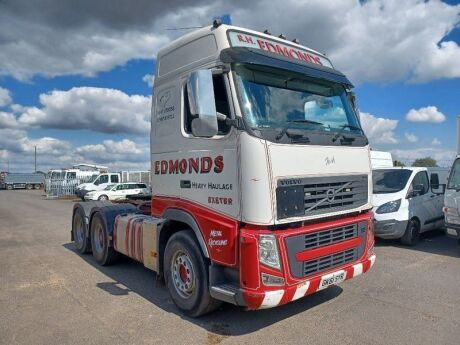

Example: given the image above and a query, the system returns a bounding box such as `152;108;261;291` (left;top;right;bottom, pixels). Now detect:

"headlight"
376;199;401;214
259;234;281;270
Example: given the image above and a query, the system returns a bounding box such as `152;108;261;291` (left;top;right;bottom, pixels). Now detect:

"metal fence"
45;176;94;198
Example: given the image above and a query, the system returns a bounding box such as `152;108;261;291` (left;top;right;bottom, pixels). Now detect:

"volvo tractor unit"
71;22;376;317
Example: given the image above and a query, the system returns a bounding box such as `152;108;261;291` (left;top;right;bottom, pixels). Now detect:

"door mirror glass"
430;173;439;189
187;69;218;137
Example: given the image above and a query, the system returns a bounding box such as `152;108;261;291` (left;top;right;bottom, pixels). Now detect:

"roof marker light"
292;38;300;44
278;34;286;39
263;29;271;35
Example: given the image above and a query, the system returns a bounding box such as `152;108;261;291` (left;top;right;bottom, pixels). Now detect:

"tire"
98;195;108;201
401;219;420;246
34;184;40;190
6;185;13;190
26;184;33;190
90;213;117;265
72;208;91;254
164;230;221;317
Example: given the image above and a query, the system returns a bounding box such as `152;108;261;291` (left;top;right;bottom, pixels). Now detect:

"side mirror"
187;70;218;137
430;173;439;189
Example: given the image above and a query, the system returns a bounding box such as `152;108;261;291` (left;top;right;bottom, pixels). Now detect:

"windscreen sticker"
228;31;333;68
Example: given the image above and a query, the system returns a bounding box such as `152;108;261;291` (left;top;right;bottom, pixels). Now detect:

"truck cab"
444;157;460;243
72;23;375;316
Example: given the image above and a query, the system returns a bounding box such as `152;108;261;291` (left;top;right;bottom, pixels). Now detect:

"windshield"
372;169;412;194
104;184;116;191
447;158;460;190
89;175;99;183
234;64;364;144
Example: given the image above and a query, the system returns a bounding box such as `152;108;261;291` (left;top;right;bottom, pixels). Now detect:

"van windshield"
233;64;366;145
373;169;412;194
447;158;460;190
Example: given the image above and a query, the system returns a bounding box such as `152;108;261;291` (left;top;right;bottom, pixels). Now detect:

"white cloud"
1;0;459;84
16;87;151;134
0;87;12;107
142;74;155;88
360;112;398;145
404;132;418;143
0;130;149;172
0;111;19;128
391;147;456;167
432;138;441;146
406;106;446;123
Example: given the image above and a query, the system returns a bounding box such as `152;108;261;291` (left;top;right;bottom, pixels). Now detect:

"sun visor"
220;47;353;87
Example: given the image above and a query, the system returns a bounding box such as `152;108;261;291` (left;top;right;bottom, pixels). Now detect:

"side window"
184;73;231;135
411;172;429;195
67;172;76;179
99;175;109;184
111;175;119;183
116;185;123;190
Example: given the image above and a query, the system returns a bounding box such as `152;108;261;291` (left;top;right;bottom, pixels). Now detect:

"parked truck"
71;21;376;316
1;173;44;190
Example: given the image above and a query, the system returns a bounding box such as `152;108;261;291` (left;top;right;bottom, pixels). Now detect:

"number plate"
318;270;346;290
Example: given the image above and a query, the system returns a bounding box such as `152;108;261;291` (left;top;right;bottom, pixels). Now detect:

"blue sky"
0;0;459;171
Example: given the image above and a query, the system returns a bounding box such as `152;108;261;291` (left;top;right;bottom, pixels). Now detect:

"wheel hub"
171;251;195;298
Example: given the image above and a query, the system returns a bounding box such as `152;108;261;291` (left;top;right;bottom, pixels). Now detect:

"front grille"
276;175;368;219
303;248;357;276
304;224;357;250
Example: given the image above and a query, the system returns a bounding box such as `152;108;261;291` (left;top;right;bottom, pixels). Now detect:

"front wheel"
164;230;221;317
26;184;33;190
98;195;108;201
6;185;13;190
401;219;420;246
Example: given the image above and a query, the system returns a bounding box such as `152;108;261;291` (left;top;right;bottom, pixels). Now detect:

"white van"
372;167;447;245
443;158;460;243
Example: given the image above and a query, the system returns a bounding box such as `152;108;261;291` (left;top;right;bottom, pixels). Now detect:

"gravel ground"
1;190;459;345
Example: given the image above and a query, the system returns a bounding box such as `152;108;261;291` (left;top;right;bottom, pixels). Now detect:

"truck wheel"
401;219;420;246
72;208;91;254
6;185;13;190
98;195;108;201
164;230;221;317
34;184;40;190
90;213;117;265
26;184;33;190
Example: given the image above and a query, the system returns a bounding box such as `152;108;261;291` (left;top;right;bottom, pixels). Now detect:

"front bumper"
75;189;88;198
229;211;375;310
374;219;408;239
239;254;376;309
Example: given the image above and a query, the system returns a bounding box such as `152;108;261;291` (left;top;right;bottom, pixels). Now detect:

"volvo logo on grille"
326;188;335;202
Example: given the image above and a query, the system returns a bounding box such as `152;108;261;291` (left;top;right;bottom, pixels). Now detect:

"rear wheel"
90;213;117;265
26;184;33;190
164;230;221;317
34;184;41;190
6;185;13;190
98;194;108;201
72;208;91;254
401;219;420;246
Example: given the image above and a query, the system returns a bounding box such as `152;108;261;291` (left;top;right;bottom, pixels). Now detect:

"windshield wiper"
287;119;325;126
275;127;310;143
332;124;361;143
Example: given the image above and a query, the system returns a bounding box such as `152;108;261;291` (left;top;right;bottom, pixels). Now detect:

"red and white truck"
71;21;376;317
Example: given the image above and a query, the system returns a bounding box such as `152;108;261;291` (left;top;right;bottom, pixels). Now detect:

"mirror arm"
225;117;244;129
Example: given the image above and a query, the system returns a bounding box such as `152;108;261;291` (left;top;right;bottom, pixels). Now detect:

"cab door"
407;171;438;232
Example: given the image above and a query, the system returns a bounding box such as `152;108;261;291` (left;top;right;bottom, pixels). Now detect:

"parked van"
443;158;460;243
372;167;447;245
